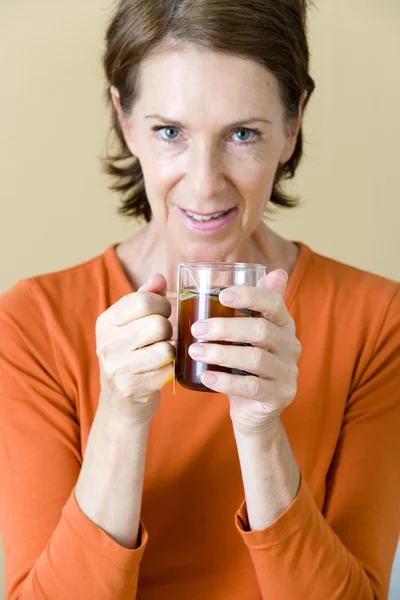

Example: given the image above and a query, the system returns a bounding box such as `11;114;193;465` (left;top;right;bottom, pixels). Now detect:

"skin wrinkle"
112;44;303;302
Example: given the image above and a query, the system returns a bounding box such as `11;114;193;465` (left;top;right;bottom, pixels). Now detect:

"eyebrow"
145;114;272;128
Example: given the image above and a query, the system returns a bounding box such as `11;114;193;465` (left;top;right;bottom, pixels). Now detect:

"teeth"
186;210;229;222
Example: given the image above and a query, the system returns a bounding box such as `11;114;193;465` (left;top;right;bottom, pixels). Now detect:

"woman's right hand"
95;273;175;426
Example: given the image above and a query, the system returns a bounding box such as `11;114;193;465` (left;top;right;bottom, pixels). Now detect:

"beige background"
0;0;399;598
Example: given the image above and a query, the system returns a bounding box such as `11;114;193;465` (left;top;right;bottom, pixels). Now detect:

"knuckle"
247;376;262;399
245;286;257;307
286;332;301;357
282;382;297;406
158;340;175;362
102;362;116;381
262;292;282;320
252;346;264;371
134;292;150;315
293;339;302;357
97;341;110;366
163;296;173;318
273;292;284;313
290;363;299;381
288;316;297;335
99;347;122;379
255;318;270;342
115;371;134;400
97;335;118;361
150;313;170;337
101;353;123;383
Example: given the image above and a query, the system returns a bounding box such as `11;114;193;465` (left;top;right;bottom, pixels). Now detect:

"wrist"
96;396;152;439
233;416;282;445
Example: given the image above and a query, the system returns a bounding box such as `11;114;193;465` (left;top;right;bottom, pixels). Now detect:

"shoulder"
0;246;121;398
298;242;399;321
0;245;116;323
295;243;399;385
0;246;121;375
290;244;400;389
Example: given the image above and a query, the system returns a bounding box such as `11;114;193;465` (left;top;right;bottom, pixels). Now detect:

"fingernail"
191;322;209;337
221;290;238;304
189;344;207;358
203;372;219;385
276;269;289;280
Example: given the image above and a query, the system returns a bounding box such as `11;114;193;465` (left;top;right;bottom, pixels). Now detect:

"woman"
0;1;399;598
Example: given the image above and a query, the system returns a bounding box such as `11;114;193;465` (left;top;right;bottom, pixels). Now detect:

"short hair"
103;0;316;222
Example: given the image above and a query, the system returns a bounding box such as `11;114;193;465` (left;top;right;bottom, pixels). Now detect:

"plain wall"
0;1;399;598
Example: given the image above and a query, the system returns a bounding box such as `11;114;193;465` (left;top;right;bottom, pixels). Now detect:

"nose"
187;142;226;202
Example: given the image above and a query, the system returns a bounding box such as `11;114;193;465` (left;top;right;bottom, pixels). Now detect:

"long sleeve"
235;287;400;600
0;280;147;600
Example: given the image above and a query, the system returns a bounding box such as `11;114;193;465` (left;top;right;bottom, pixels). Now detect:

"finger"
257;269;288;297
129;314;173;350
138;273;168;294
131;341;175;374
219;285;290;327
191;317;284;353
101;342;175;379
188;342;295;379
97;313;173;359
100;290;171;327
111;362;175;401
200;370;296;407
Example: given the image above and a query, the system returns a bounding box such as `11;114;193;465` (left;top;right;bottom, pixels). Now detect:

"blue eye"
151;125;261;146
232;129;258;143
155;127;180;142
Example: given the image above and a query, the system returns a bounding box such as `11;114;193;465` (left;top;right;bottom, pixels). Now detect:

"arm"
233;419;300;532
75;399;149;550
234;288;400;600
0;281;149;600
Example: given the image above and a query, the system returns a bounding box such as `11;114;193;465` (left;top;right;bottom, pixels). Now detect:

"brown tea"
175;289;259;392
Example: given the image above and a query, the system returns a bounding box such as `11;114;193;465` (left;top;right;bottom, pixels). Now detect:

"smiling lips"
175;205;238;233
185;209;231;222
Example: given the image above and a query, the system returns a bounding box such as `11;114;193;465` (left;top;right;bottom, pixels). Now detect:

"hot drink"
176;289;259;392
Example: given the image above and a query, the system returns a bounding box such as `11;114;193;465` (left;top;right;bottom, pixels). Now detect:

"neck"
116;220;298;293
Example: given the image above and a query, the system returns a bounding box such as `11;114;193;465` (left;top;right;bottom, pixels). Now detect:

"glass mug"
175;262;266;392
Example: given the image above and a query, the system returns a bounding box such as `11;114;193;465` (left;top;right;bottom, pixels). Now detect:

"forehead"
134;44;282;122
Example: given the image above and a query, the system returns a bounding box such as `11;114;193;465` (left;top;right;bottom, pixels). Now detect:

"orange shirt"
0;242;399;600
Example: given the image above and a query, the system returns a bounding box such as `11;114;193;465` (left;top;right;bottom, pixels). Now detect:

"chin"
181;238;238;263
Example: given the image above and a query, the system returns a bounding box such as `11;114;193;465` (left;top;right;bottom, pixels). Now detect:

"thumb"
138;273;168;295
257;269;289;296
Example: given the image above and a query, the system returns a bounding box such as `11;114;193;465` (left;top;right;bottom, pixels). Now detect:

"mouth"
175;206;238;233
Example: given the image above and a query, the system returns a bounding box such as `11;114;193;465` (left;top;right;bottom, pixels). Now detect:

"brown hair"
103;0;315;222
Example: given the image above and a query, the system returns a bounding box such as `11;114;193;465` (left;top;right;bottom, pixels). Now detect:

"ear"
279;90;308;165
110;86;138;156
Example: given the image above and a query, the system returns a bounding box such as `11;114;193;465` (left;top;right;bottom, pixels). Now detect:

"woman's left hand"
189;270;302;436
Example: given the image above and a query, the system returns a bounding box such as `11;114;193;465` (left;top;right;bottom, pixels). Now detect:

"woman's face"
114;44;300;261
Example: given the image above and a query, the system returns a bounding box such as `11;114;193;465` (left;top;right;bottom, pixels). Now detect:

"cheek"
139;153;183;216
231;151;276;197
153;155;183;184
147;142;185;181
138;136;283;214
